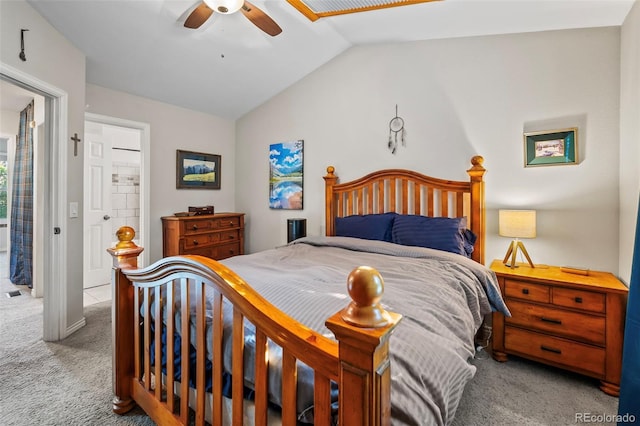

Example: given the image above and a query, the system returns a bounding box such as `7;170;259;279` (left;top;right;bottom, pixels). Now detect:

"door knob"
103;215;111;220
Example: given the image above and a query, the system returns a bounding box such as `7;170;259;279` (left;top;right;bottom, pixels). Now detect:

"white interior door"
83;122;112;289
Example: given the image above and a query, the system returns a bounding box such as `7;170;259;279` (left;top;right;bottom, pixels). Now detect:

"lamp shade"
499;210;536;238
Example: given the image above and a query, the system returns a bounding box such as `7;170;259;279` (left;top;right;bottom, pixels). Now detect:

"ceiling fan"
184;0;282;36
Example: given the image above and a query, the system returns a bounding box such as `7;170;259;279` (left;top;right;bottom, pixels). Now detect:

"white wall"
85;84;236;262
1;0;86;332
237;27;622;275
619;0;640;284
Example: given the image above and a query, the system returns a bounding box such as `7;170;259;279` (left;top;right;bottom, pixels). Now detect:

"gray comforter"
207;236;510;426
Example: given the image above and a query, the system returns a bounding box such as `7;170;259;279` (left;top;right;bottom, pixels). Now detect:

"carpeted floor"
0;289;154;426
455;352;620;425
0;280;621;425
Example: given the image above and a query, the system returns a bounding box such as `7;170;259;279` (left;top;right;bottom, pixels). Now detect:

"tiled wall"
111;160;140;240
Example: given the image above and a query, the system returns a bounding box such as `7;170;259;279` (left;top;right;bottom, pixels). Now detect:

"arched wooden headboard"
324;156;487;264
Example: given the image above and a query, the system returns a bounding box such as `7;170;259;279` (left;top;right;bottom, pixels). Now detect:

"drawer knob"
522;288;529;295
193;240;198;245
540;345;562;354
228;235;234;240
541;317;562;325
575;297;583;303
192;225;198;230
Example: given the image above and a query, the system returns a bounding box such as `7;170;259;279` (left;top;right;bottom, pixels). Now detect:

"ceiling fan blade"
184;2;214;29
241;1;282;36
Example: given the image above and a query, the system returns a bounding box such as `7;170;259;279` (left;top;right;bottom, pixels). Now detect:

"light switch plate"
69;202;78;218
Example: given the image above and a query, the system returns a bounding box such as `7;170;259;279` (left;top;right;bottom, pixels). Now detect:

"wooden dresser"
161;213;245;261
490;260;628;396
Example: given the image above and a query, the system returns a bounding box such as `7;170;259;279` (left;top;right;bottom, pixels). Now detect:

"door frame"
84;113;150;268
1;62;68;341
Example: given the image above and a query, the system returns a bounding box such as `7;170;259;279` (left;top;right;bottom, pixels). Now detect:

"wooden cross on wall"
70;133;81;156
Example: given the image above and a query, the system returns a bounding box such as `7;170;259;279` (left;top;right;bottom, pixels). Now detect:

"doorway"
83;113;150;292
0;81;45;293
1;66;68;342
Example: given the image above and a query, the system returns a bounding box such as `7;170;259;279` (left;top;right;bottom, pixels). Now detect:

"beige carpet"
0;289;154;425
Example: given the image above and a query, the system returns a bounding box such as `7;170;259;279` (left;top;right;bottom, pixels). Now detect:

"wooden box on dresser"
161;213;245;260
490;260;628;396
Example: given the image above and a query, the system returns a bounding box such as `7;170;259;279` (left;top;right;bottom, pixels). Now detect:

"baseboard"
65;316;87;337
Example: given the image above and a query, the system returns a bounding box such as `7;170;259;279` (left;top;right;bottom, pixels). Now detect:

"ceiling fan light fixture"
204;0;244;14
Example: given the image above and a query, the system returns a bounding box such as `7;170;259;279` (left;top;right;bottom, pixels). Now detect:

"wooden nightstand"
490;260;628;396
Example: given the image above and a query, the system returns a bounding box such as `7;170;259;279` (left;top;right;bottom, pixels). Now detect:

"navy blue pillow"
462;228;477;257
391;215;475;257
335;213;397;242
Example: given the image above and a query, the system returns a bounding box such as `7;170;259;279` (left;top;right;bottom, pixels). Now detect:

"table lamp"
499;209;536;268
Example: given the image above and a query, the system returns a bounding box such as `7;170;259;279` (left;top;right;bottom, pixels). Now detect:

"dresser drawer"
552;287;605;313
505;299;605;346
214;216;241;229
212;229;239;244
505;327;605;377
214;242;241;260
183;234;212;249
184;219;215;235
504;279;550;303
182;246;215;258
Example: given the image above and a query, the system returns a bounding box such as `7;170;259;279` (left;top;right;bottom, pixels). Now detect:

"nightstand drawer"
505;327;605;377
552;287;605;313
505;299;605;346
504;279;549;303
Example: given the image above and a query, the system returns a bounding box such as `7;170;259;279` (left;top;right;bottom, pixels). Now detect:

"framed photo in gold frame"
524;128;578;167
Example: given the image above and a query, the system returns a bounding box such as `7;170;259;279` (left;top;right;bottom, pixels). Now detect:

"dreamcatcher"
388;105;406;154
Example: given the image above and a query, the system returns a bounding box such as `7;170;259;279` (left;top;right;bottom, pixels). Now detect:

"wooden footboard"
108;227;401;425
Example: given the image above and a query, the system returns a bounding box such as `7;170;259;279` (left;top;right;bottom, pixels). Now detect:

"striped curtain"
9;100;34;288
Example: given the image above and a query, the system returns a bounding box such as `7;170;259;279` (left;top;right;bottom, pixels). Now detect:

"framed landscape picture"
523;128;578;167
176;150;221;189
269;140;303;209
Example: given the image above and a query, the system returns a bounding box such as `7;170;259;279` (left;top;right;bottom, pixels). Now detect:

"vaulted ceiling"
17;0;637;119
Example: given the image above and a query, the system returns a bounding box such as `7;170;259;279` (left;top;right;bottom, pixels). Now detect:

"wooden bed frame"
108;156;486;425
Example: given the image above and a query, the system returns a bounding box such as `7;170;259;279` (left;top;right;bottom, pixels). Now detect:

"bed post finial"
342;266;391;328
324;166;338;236
470;155;484;168
107;227;144;415
115;226;137;249
108;226;144;268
